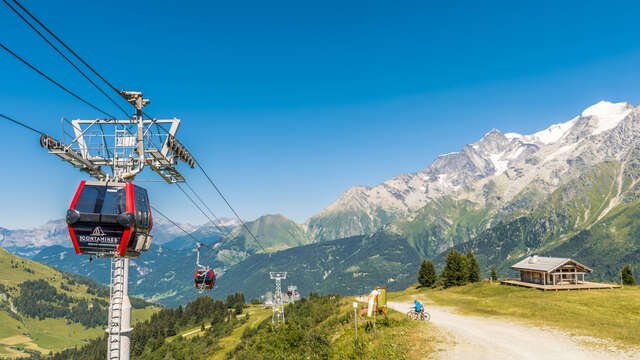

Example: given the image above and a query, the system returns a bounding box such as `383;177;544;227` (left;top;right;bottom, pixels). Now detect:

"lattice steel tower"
269;272;287;324
40;91;193;360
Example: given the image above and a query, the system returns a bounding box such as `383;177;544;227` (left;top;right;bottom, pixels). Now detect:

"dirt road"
387;301;637;360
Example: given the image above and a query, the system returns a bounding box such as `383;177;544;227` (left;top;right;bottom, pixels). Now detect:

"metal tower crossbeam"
41;117;191;183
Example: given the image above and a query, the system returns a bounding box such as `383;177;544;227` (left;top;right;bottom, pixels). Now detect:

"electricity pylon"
269;272;287;324
40;91;192;360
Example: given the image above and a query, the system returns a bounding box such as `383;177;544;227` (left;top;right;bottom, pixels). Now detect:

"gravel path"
386;300;637;360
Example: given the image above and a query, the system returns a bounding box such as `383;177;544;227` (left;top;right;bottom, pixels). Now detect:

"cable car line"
139;115;261;251
143;110;268;254
175;182;231;237
10;0;130;107
6;1;265;256
2;0;131;119
4;0;267;266
194;160;268;253
149;205;198;243
0;113;44;134
149;204;239;265
1;41;266;255
0;42;116;119
183;181;231;236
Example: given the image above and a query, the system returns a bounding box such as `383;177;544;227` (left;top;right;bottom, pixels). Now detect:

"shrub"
490;266;498;281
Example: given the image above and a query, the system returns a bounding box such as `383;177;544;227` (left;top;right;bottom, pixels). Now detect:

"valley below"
2;101;640;359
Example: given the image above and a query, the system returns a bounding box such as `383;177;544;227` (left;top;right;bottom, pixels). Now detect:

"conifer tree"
490;266;498;281
418;259;437;287
467;250;481;283
440;250;469;288
621;264;636;285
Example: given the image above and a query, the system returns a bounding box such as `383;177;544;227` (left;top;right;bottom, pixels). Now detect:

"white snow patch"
489;152;508;175
507;147;525;160
438;152;459;157
582;101;632;135
544;142;579;163
505;132;523;139
528;117;577;144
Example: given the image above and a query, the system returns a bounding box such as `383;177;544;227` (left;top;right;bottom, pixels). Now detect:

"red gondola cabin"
195;268;216;290
66;180;152;257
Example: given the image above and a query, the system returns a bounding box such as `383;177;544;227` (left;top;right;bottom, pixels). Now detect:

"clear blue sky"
1;0;640;229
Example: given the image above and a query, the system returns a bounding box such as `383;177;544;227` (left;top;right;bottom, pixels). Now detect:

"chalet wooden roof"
511;256;593;273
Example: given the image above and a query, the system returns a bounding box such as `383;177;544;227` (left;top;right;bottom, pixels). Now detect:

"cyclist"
414;299;423;314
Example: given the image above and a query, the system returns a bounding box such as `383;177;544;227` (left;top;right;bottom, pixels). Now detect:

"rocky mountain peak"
306;100;640;242
580;101;633;135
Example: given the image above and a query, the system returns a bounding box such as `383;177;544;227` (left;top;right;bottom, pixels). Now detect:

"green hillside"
391;197;492;258
36;293;443;360
306;206;399;243
214;232;421;301
0;247;157;358
439;160;640;280
222;214;312;253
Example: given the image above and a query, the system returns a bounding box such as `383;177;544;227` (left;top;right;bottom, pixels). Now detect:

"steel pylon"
269;272;287;324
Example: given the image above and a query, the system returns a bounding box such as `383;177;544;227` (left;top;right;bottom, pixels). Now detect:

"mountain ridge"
306;100;640;242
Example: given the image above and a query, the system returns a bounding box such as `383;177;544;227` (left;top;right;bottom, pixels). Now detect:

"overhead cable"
0;42;116;118
195;160;267;253
184;181;231;235
11;0;126;100
175;182;231;237
2;0;130;119
8;0;266;255
0;113;44;134
150;204;239;264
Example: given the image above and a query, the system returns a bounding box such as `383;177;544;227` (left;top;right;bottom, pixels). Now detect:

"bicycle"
407;308;430;321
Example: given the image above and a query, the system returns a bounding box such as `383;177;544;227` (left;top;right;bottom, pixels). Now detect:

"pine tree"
621;264;636;286
417;259;437;288
440;250;469;288
490;266;498;281
467;250;481;283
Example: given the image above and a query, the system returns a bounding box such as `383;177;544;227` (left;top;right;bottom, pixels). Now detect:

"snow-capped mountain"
306;101;640;241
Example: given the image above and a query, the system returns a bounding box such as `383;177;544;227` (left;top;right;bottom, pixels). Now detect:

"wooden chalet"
501;255;620;291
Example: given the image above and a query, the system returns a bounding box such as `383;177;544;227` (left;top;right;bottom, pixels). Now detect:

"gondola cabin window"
75;185;126;215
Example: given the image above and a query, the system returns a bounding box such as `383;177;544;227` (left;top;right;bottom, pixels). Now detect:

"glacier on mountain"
306;100;640;241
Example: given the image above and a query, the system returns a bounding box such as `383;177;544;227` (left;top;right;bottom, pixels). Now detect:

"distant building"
510;255;592;285
501;255;619;290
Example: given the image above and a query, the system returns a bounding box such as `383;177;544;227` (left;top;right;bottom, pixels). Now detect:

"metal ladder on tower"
108;258;125;360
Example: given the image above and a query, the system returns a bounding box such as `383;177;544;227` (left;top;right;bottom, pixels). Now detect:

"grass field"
326;298;448;359
0;247;161;358
388;281;640;347
0;305;160;358
208;305;272;360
